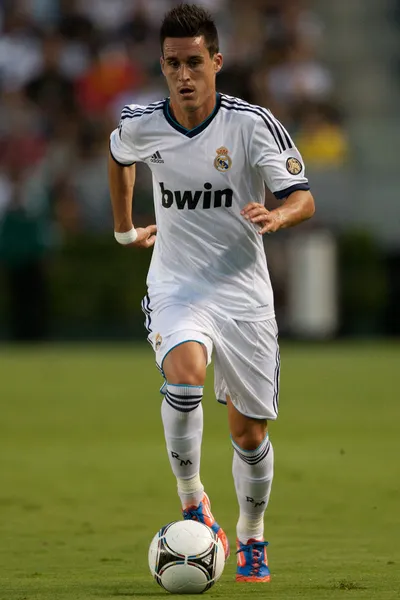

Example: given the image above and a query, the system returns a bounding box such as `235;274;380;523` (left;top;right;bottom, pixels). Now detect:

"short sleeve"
250;112;310;199
109;105;142;166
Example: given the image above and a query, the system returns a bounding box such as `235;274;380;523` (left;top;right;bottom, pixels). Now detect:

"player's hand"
123;224;157;248
241;203;283;235
134;224;157;248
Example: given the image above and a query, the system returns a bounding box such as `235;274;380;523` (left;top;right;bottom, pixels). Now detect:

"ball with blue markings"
148;520;225;594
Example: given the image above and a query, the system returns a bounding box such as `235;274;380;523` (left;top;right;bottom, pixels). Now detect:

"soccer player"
109;3;315;583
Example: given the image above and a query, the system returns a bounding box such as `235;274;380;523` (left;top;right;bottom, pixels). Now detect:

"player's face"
161;36;223;112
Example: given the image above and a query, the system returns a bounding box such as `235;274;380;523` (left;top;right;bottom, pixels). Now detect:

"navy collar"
163;93;221;138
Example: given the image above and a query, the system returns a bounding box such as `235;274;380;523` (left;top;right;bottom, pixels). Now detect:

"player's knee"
231;424;268;451
232;433;265;451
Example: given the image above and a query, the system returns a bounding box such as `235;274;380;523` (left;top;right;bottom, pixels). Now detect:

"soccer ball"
148;520;225;594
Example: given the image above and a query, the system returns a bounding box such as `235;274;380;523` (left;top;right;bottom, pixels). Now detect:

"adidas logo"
150;151;164;164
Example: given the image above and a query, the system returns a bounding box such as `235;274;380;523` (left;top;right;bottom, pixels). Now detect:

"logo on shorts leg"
155;333;163;351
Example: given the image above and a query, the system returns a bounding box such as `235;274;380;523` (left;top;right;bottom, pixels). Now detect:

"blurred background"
0;0;398;342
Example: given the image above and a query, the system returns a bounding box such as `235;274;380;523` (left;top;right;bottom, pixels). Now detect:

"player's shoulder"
119;99;165;124
220;93;276;126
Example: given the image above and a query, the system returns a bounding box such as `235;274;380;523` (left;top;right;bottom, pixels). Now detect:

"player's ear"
160;56;166;76
214;53;223;74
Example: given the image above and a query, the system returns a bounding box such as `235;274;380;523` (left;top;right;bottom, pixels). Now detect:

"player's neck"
169;93;218;131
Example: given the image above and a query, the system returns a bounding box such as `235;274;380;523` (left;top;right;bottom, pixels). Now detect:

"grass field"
0;342;399;600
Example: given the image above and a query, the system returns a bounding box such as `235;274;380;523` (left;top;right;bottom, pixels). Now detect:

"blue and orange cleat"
236;538;271;582
182;493;230;560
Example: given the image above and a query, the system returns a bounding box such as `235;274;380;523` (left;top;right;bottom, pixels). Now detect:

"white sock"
177;474;203;508
161;384;204;509
232;434;274;544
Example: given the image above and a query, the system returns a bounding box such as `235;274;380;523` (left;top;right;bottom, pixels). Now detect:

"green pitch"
0;342;399;600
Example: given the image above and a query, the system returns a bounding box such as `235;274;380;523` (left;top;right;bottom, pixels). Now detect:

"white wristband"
114;228;138;245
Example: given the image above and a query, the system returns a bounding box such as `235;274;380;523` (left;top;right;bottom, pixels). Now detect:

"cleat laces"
237;540;269;576
183;503;204;523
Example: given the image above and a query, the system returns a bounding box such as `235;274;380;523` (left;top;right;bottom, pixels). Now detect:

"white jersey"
110;93;310;321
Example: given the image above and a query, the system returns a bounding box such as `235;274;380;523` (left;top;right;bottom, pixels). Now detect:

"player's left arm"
245;113;315;234
242;189;315;235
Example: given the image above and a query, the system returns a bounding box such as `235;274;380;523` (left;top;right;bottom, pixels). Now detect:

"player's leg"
228;400;273;542
162;341;230;558
162;341;207;509
142;299;209;510
228;398;273;581
213;316;280;579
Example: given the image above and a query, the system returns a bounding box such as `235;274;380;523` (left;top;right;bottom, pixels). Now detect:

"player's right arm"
108;158;156;248
108;108;156;248
108;157;136;233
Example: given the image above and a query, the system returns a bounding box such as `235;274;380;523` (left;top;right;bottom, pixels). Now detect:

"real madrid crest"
286;157;303;175
155;333;162;351
214;147;232;172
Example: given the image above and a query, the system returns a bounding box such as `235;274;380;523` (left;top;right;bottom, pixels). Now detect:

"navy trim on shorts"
217;395;277;421
141;294;152;334
272;341;280;416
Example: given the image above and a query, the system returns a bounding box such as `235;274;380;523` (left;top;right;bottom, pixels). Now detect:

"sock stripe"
236;443;270;465
167;391;203;401
234;445;270;466
165;394;201;407
165;384;203;413
165;397;199;413
233;437;271;466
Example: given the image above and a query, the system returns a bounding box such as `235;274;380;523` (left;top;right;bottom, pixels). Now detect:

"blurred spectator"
0;90;47;170
75;0;136;32
25;33;77;133
64;119;113;233
294;102;349;168
263;0;324;47
76;45;145;115
227;0;266;68
266;38;333;108
25;0;60;28
0;173;12;222
120;3;157;47
0;4;43;92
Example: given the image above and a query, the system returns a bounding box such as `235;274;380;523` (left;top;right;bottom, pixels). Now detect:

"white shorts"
141;296;280;420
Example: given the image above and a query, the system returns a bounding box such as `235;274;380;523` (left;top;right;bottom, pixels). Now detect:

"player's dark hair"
160;3;219;57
